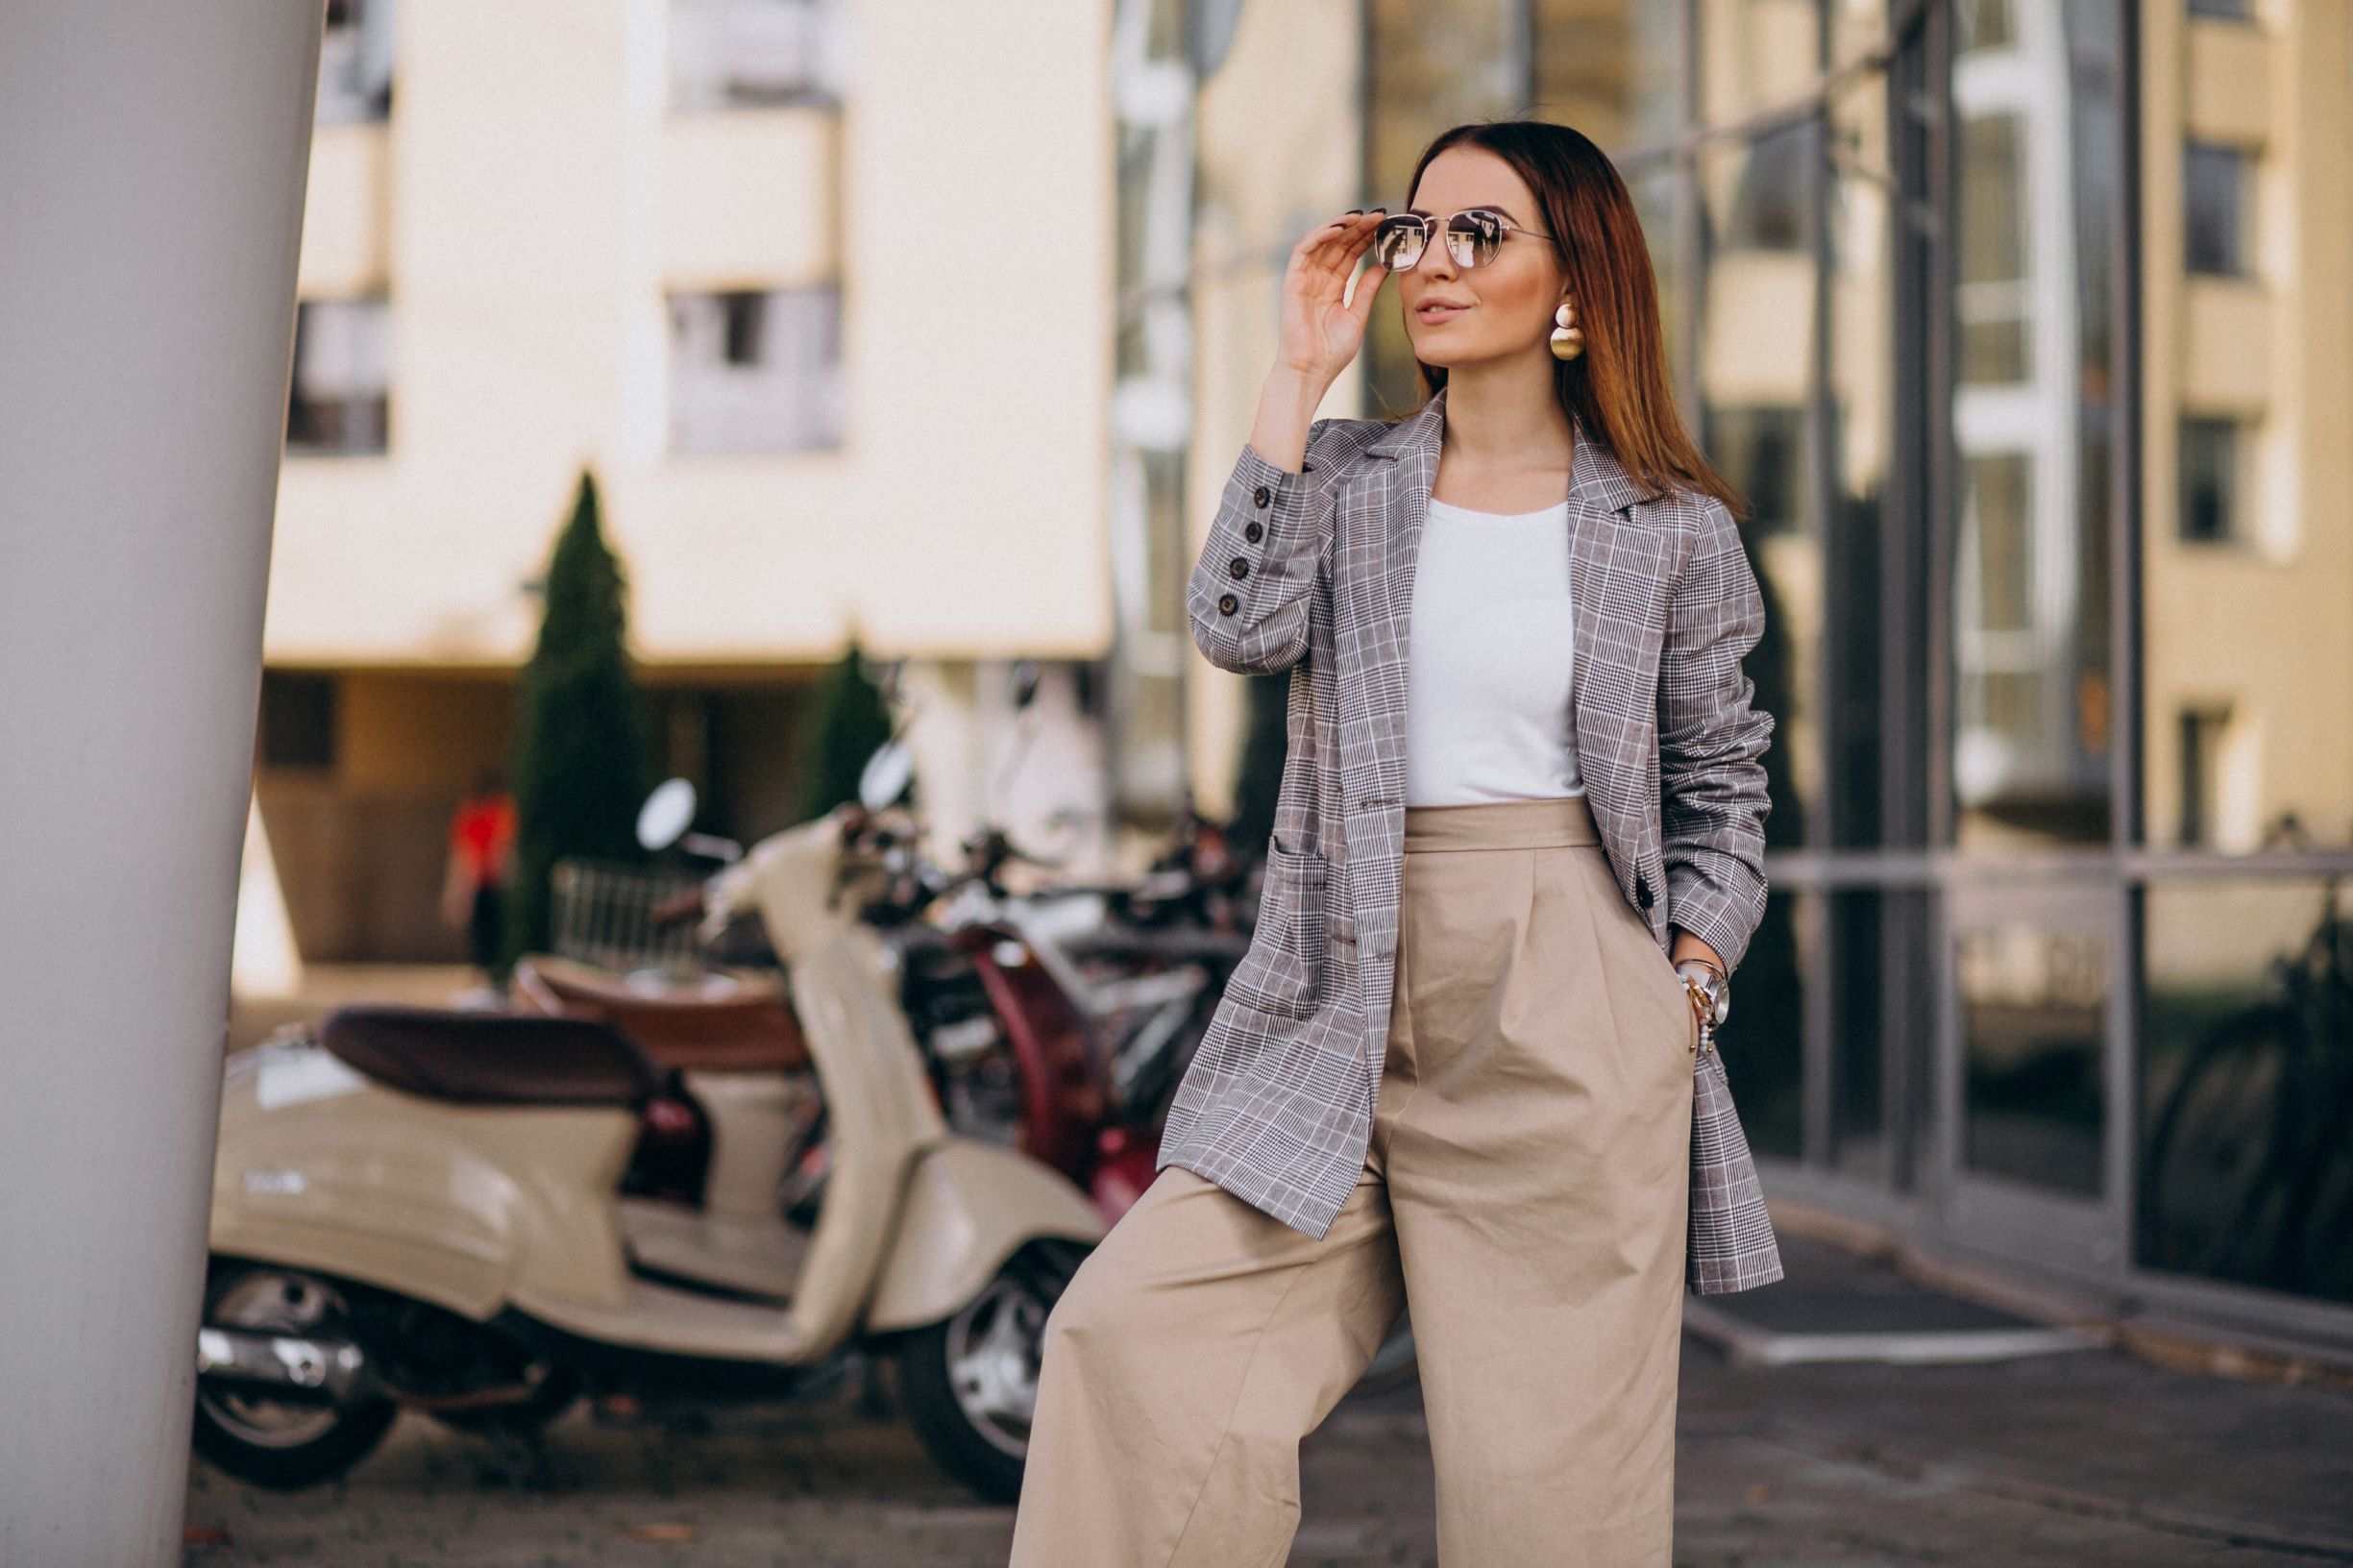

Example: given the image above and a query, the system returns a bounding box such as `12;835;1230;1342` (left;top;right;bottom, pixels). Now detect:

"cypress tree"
794;640;898;821
502;469;652;969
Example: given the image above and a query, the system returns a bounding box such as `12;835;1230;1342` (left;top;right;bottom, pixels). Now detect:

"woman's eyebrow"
1407;204;1523;223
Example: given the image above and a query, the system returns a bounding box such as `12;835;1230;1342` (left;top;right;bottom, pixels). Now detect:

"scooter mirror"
637;777;699;851
858;741;916;813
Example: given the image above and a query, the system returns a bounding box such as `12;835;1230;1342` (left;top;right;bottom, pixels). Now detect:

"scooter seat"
510;957;811;1073
318;1005;667;1107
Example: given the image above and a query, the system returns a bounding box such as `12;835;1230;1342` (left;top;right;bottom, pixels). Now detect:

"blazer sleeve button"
1253;485;1272;508
1244;521;1263;543
1228;556;1249;579
1217;592;1239;616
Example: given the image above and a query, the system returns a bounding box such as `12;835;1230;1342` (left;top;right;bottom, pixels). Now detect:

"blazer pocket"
1225;842;1329;1018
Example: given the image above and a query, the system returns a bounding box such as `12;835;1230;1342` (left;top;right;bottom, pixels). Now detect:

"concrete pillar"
0;5;322;1563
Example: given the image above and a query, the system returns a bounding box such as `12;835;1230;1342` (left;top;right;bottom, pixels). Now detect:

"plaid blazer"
1157;382;1783;1292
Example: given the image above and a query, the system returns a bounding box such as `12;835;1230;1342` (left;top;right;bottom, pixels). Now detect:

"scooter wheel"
191;1263;401;1491
894;1238;1085;1504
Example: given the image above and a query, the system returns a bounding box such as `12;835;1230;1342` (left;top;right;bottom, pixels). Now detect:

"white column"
0;4;322;1563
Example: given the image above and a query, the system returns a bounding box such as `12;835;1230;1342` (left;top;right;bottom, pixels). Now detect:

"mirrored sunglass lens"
1371;219;1423;266
1447;211;1504;266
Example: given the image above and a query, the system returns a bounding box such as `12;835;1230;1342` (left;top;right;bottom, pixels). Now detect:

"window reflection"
1960;921;2107;1196
2183;139;2252;276
2141;879;2353;1305
1949;3;2117;851
2144;7;2353;857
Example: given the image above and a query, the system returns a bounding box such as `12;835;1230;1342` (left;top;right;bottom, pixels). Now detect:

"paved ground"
184;1241;2353;1567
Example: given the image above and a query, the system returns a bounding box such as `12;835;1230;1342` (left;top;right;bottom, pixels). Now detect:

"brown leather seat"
319;1005;666;1107
509;957;811;1073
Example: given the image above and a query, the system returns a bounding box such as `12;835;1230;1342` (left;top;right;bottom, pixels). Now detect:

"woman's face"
1394;146;1565;371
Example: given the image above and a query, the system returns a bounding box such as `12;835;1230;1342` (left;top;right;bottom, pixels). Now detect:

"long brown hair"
1403;120;1745;517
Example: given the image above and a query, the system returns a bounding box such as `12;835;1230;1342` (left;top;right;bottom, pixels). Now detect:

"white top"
1403;496;1586;808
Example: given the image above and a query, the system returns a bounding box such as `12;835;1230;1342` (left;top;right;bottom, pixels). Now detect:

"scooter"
196;747;1104;1502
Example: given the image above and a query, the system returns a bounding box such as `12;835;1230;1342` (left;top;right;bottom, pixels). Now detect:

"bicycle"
2140;814;2353;1301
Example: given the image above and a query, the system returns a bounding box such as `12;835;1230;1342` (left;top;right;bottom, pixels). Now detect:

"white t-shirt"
1403;495;1586;807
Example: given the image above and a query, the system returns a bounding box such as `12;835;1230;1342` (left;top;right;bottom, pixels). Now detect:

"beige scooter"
197;748;1104;1500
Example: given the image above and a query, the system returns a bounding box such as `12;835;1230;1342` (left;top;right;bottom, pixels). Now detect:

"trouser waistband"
1402;793;1600;852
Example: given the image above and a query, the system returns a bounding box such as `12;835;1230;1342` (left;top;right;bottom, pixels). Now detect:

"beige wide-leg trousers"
1006;794;1698;1567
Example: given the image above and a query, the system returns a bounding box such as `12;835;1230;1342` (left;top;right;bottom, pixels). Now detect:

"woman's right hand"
1276;210;1390;387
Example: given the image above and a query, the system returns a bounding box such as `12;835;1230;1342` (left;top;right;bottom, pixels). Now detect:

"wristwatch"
1674;958;1729;1049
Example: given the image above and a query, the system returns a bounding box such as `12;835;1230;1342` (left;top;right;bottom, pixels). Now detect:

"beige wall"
271;0;1115;669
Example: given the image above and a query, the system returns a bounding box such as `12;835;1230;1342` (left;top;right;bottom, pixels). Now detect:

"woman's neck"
1438;363;1576;475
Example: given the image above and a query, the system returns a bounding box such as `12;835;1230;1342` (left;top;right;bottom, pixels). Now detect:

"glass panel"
1736;888;1808;1162
1959;919;2108;1196
1955;0;2013;53
1699;126;1818;848
2140;878;2353;1305
1691;0;1825;857
1957;112;2031;383
2143;38;2353;858
1833;885;1938;1187
1949;4;2119;852
1830;890;1886;1177
1630;166;1683;377
1532;0;1679;152
1824;68;1902;850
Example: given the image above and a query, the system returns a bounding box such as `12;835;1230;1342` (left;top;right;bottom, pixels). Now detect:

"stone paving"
184;1311;2353;1568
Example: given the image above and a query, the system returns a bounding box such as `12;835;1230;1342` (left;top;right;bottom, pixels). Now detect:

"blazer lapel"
1562;414;1654;798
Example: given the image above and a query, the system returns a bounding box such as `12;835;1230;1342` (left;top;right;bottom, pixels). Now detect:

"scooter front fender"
863;1138;1104;1334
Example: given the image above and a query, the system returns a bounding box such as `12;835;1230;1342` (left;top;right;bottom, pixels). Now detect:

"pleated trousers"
1006;793;1697;1567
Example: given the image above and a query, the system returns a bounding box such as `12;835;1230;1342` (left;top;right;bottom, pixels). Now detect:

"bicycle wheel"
2143;1003;2304;1288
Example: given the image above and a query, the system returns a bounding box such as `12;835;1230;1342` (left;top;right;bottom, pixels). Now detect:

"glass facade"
1330;0;2353;1320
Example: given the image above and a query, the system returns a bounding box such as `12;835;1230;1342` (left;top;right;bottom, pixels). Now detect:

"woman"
1008;120;1777;1567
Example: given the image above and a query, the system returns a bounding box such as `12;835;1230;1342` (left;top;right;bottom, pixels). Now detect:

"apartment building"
258;0;1115;961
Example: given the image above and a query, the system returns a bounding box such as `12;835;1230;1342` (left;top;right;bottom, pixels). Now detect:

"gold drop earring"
1550;299;1585;360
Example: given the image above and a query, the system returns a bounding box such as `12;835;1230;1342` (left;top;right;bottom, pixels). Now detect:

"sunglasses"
1370;207;1556;271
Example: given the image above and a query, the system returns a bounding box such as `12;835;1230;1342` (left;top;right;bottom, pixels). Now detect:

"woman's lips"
1415;303;1469;323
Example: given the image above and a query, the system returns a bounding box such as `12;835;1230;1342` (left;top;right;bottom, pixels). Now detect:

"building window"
2176;705;2230;846
670;0;846;111
2178;416;2240;543
1956;0;2014;52
2183;139;2251;276
286;297;391;455
1963;452;2034;633
668;285;844;454
317;0;395;125
1704;404;1807;536
1958;112;2031;383
259;672;340;772
1725;123;1808;253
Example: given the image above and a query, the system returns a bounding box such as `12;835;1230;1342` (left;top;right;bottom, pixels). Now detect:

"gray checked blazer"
1156;382;1781;1288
